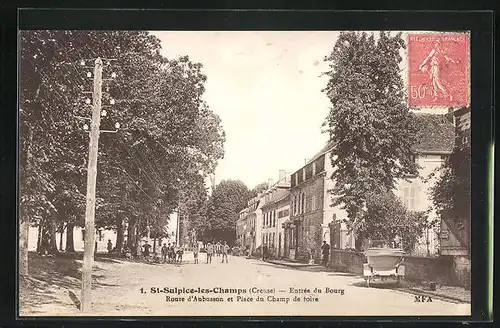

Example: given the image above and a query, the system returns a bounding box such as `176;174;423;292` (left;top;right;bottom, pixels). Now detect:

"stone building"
284;143;353;262
261;171;291;259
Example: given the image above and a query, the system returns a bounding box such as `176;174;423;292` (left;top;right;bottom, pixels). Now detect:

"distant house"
261;171;291;259
244;194;263;254
236;208;250;251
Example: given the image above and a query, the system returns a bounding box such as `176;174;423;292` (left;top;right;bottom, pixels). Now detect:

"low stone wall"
329;250;365;275
329;250;471;288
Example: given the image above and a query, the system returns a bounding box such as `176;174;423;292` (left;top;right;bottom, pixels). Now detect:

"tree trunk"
153;237;156;253
116;216;124;253
66;222;75;252
39;222;50;255
20;126;34;276
19;214;30;277
127;219;134;250
47;215;59;255
36;223;43;253
59;229;64;252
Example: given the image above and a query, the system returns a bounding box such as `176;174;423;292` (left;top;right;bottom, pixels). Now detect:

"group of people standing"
204;241;230;264
160;243;184;264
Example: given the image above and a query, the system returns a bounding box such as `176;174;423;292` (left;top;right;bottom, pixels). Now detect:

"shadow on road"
253;259;358;276
20;252;119;315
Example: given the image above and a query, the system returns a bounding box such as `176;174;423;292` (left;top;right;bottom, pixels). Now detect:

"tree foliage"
430;123;471;225
356;192;427;253
19;30;225;255
205;179;252;243
322;31;420;236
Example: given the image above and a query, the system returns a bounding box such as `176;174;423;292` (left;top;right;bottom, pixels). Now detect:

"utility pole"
81;58;103;312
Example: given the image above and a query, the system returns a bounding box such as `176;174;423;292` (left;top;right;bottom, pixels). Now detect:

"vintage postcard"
18;30;471;317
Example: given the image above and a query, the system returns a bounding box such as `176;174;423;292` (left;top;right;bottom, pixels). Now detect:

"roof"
413;113;455;153
261;193;290;209
306;140;336;165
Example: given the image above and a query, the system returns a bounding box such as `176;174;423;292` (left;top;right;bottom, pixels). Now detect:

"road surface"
21;252;470;316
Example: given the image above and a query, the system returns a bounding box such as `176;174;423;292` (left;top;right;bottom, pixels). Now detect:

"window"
305;163;313;180
401;183;420;211
311;195;317;211
316;155;325;173
301;193;305;214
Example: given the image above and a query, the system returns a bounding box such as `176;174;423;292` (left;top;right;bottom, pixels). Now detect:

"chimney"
268;178;274;187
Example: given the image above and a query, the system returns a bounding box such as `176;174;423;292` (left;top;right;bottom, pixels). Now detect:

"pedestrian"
107;239;113;253
161;243;168;263
206;242;214;263
221;241;230;263
193;242;199;264
168;243;176;263
176;245;184;264
262;243;268;261
321;240;330;267
215;241;221;257
94;241;98;255
143;242;151;262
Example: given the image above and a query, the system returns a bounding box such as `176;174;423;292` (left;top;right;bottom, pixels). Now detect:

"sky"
150;31;448;189
151;31;338;189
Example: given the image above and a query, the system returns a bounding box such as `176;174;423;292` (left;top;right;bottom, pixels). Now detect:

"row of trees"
185;180;268;245
19;31;226;275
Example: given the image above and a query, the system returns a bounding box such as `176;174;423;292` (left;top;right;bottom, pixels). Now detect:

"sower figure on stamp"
418;38;458;103
221;241;229;263
321;241;330;267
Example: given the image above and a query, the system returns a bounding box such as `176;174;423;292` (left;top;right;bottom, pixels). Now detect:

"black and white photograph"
18;29;472;317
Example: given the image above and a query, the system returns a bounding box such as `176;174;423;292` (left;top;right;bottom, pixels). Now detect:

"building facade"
439;107;470;257
236;208;249;251
244;195;263;254
395;113;455;256
261;171;291;259
284;143;352;262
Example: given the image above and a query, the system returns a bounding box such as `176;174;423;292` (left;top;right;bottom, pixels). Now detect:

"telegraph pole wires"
79;57;120;312
81;57;103;312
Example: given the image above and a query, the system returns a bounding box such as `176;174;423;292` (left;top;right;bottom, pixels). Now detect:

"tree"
358;192;427;253
19;31;225;258
249;182;269;198
322;31;420;236
205;179;251;243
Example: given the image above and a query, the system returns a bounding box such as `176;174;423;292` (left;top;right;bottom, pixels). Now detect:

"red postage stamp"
408;32;469;107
